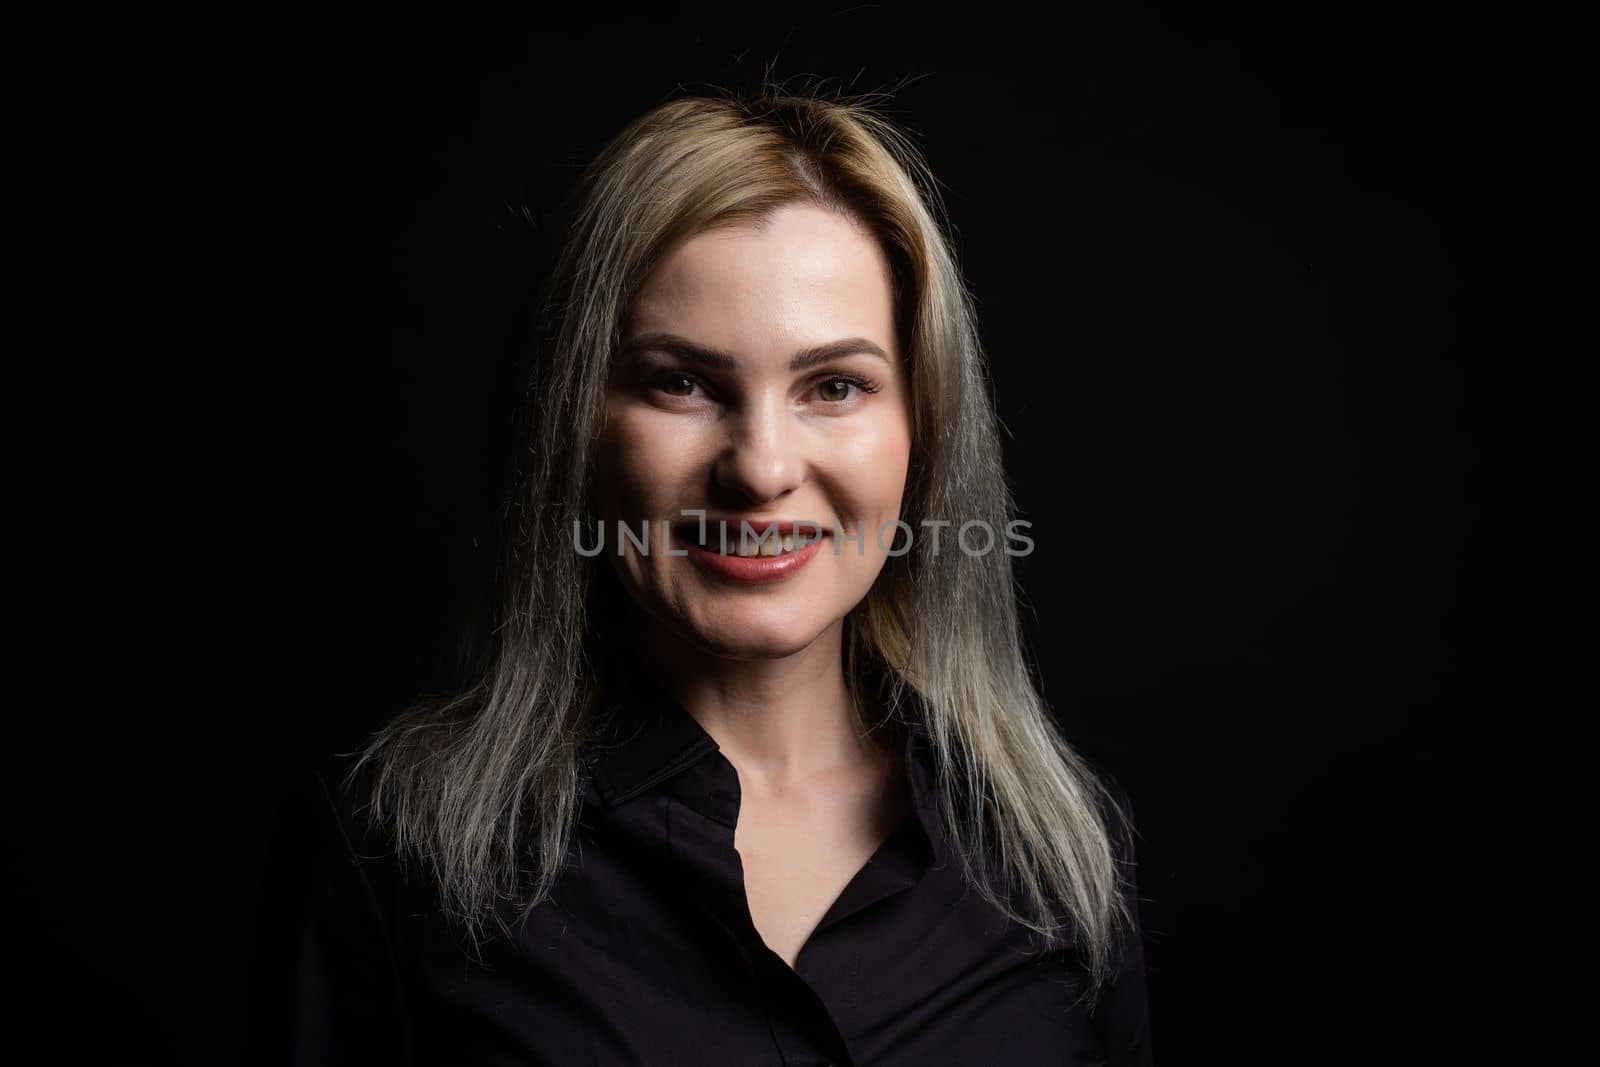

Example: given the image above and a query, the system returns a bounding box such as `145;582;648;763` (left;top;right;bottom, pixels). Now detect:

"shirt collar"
579;669;945;862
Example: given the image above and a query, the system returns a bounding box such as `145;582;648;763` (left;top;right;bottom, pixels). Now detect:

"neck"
617;606;885;790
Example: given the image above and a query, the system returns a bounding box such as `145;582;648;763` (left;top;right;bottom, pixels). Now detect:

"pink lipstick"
676;519;829;585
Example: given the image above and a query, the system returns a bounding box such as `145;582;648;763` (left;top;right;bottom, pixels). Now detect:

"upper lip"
671;516;832;539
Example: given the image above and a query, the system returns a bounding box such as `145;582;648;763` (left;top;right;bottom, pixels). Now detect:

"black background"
7;3;1589;1063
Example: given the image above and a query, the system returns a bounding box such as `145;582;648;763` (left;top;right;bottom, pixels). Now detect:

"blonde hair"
354;81;1134;989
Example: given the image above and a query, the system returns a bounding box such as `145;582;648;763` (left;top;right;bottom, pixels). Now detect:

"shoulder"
263;748;408;933
1077;764;1154;1061
1080;761;1145;964
251;751;414;1064
1082;760;1139;869
303;749;392;860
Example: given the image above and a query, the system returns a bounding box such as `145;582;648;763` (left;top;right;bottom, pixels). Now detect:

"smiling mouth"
671;525;829;557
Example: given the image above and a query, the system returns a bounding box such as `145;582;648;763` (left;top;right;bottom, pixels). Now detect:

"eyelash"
649;371;882;403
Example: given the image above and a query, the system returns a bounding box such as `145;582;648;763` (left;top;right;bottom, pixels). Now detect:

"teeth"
713;531;799;556
694;526;825;556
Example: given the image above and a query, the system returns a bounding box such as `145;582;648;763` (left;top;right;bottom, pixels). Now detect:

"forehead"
627;202;897;359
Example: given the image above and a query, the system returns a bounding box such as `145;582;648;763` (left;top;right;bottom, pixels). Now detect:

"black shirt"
267;673;1153;1065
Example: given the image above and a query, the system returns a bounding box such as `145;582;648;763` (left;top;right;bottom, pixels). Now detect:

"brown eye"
659;373;697;397
818;377;854;402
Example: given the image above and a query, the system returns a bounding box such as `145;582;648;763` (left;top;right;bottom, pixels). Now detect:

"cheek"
837;416;913;518
597;406;703;519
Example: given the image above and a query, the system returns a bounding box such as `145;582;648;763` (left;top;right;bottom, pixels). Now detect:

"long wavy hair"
353;82;1134;989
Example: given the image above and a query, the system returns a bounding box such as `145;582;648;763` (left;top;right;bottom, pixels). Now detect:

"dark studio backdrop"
7;3;1589;1063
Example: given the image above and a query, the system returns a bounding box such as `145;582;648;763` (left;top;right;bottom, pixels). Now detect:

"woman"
277;87;1152;1065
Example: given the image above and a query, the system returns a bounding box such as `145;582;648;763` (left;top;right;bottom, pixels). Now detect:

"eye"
818;377;853;402
813;374;880;403
652;371;702;398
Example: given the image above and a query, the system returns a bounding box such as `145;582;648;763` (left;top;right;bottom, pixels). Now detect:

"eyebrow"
618;332;892;373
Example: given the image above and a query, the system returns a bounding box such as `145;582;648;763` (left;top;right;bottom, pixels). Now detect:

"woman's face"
596;201;912;660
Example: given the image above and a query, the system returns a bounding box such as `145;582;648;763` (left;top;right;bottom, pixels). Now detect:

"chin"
681;603;835;661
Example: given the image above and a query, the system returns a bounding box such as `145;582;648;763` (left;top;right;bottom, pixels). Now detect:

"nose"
713;390;802;504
